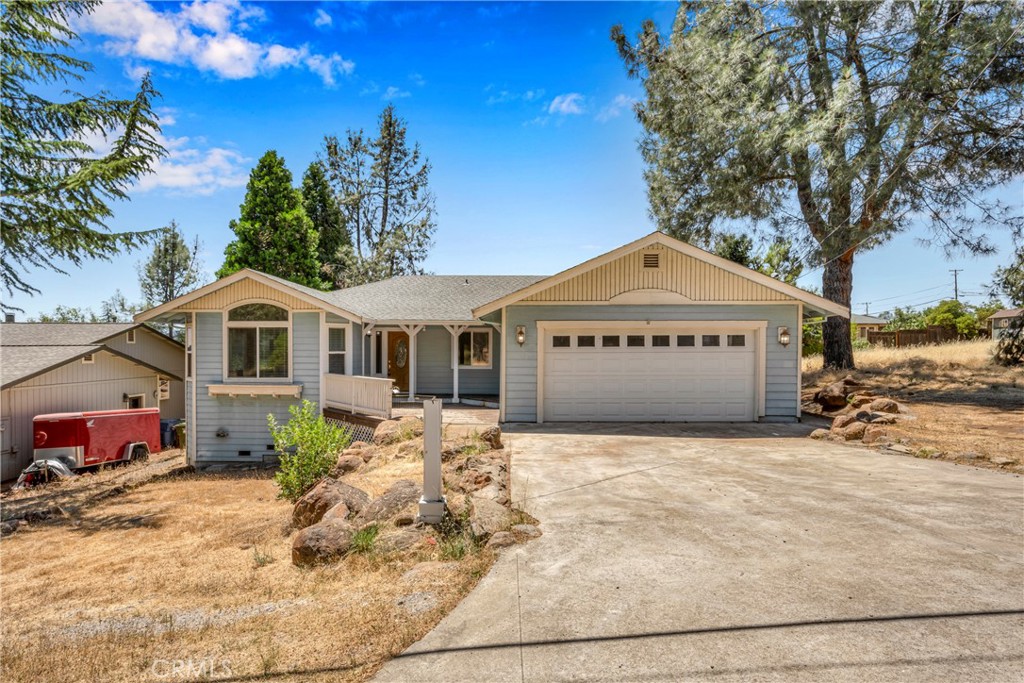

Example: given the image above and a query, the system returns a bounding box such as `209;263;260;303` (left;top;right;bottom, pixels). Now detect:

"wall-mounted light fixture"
216;428;229;438
122;393;130;403
778;326;791;347
515;325;527;347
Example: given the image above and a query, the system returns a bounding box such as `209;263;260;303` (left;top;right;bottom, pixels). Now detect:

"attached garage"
540;323;762;422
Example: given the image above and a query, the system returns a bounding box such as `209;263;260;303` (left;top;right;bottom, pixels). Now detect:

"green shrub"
269;400;352;502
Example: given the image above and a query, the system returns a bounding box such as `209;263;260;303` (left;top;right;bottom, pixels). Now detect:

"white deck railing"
323;374;394;419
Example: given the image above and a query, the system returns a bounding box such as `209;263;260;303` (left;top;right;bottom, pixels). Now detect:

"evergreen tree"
322;105;436;286
991;247;1024;365
1;1;165;309
301;160;349;286
217;151;325;289
138;220;202;338
614;2;1024;369
712;232;803;284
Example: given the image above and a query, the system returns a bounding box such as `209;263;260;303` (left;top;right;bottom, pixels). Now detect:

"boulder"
809;428;831;440
357;480;421;524
349;441;370;450
398;415;425;434
831;414;857;430
512;524;542;539
394;513;416;527
397;441;421;459
292;478;370;529
816;381;849;408
377;529;423;553
372;420;403;445
869;414;898;425
359;446;380;463
862;425;888;445
469;496;511;539
479;426;503;450
838;421;868;441
445;493;471;519
868;398;901;414
841;375;864;387
333;454;364;476
486;531;516;549
291;518;355;566
321;501;350;523
848;395;874;409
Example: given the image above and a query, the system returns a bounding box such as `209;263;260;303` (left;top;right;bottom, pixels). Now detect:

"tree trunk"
822;250;855;370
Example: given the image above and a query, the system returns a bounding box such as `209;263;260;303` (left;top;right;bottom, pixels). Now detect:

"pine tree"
323;105;436;286
1;1;165;309
138;220;202;338
301;161;349;286
217;151;325;289
614;2;1024;369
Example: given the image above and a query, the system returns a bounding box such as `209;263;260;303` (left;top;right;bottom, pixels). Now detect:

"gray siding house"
136;233;847;468
987;308;1022;340
0;323;185;480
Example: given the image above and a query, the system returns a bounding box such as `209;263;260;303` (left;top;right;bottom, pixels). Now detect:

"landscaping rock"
358;446;380;463
396;591;437;615
841;375;864;387
377;529;423;553
838;421;868;441
372;420;404;445
349;441;370;451
486;531;516;548
512;524;542;539
292;479;371;529
868;398;901;414
869;414;898;425
832;414;858;430
961;451;981;461
469;496;511;539
357;480;421;524
816;381;849;408
809;428;831;440
862;425;888;445
291;518;355;566
848;395;874;409
333;454;364;476
321;501;351;523
445;493;470;519
479;426;503;450
397;441;421;459
886;444;913;454
394;513;416;527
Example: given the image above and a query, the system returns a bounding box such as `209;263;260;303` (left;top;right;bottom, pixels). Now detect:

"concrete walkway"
375;423;1024;682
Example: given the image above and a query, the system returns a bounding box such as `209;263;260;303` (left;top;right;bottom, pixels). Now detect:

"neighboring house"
852;314;887;340
0;323;185;481
987;308;1023;340
136;232;847;468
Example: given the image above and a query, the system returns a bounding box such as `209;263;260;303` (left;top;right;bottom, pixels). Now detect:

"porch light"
515;325;527;347
778;326;791;347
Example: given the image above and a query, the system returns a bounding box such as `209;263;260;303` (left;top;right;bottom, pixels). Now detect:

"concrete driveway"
376;423;1024;682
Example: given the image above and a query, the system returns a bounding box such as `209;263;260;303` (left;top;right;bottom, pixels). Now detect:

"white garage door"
542;327;757;422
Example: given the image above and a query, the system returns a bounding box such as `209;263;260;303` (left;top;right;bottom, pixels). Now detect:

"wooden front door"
388;331;410;392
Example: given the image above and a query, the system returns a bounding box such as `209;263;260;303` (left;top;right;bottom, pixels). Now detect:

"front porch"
322;373;500;422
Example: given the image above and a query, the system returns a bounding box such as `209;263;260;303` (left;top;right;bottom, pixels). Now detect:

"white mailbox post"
417;398;446;523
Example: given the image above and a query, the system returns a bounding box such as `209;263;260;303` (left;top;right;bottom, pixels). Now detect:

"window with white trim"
126;329;136;344
458;330;491;368
226;303;289;379
328;326;347;374
82;353;95;364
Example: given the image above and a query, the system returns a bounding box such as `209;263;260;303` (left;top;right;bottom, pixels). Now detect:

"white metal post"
417;397;446;523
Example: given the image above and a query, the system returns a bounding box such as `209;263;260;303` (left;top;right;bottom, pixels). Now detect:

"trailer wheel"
130;445;149;463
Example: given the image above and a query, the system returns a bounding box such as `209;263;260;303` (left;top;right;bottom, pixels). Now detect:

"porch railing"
323;374;394;419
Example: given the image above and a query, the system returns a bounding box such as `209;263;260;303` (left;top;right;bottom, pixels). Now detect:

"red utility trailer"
32;408;160;470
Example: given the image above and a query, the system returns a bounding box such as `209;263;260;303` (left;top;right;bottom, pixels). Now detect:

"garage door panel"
543;326;757;422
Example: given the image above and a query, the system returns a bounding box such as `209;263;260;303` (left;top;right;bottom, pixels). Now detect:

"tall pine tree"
1;0;165;309
217;151;325;289
301;160;349;287
323;105;435;286
138;220;202;338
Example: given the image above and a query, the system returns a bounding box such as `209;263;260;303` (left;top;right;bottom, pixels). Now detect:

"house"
0;322;185;480
987;308;1023;340
135;232;847;468
852;314;887;340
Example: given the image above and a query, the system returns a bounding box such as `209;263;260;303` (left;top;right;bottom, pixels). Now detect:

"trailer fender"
122;442;150;463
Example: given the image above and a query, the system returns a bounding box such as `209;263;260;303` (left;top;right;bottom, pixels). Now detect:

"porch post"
399;324;424;400
444;325;468;403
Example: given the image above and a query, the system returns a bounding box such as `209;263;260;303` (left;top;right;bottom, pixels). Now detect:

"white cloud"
486;87;544;106
548;93;585;115
360;81;380;96
313;9;333;28
596;94;637;122
382;86;411;100
78;0;354;87
409;72;426;87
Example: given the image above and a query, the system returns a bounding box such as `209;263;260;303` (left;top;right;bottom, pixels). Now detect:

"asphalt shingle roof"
851;314;886;325
290;275;546;322
0;322;136;346
1;345;102;388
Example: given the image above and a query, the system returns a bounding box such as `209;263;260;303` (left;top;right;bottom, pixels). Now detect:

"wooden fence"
866;325;960;348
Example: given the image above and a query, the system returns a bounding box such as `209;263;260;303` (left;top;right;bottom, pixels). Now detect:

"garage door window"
626;335;645;347
652;335;670;347
602;335;620;347
552;335;571;348
677;335;695;347
577;335;595;347
727;334;746;347
702;335;721;347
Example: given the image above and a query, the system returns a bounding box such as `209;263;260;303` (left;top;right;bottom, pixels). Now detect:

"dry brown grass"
1;453;496;682
803;340;1024;465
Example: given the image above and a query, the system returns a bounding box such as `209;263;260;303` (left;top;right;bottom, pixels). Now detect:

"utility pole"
864;302;870;315
950;269;962;301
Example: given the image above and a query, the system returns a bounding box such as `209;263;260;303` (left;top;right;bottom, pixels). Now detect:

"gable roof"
852;314;886;325
472;232;849;318
988;308;1023;320
1;345;102;388
325;275;545;322
1;322;136;346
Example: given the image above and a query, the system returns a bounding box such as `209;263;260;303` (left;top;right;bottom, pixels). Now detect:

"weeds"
252;546;275;568
351;525;380;554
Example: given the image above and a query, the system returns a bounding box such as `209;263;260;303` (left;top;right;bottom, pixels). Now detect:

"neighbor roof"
1;345;102;388
0;322;136;346
852;314;886;325
324;275;546;322
987;308;1023;320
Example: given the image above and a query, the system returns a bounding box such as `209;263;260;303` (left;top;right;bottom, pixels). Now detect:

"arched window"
226;303;289;379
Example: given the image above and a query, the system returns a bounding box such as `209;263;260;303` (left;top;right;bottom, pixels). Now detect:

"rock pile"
804;376;909;446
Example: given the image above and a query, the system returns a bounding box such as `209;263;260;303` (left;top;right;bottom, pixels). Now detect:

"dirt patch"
803;340;1024;471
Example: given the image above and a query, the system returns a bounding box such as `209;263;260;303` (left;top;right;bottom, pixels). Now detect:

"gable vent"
642;252;660;269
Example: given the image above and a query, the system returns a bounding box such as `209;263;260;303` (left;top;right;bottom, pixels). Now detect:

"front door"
388;331;410;392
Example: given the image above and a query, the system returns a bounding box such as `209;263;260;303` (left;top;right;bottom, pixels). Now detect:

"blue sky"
10;0;1021;319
